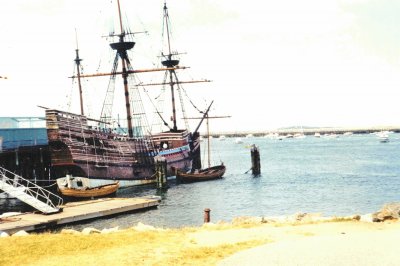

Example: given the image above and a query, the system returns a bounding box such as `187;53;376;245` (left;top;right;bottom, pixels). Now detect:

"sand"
215;220;400;265
1;215;400;266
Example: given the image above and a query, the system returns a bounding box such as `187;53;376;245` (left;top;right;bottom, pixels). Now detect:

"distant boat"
325;133;337;138
377;131;389;143
57;176;119;198
293;133;306;139
219;135;226;141
246;134;253;138
235;137;243;144
314;132;321;138
277;135;287;140
293;126;306;139
343;132;353;136
264;133;279;139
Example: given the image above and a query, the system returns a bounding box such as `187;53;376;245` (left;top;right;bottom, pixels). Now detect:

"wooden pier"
0;197;159;234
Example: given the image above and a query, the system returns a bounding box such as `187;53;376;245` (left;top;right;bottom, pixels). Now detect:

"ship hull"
46;109;197;187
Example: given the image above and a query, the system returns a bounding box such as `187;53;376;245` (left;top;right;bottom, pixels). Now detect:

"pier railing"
0;166;63;214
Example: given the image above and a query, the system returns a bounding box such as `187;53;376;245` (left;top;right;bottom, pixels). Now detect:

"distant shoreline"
206;126;400;137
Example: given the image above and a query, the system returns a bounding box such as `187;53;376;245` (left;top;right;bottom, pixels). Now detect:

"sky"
1;0;400;133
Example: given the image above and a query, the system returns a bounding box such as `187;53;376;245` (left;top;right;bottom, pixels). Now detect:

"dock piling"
251;144;261;176
154;156;168;189
204;208;211;223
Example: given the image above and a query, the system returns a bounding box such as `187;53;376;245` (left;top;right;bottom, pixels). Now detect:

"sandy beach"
1;213;400;266
218;218;400;266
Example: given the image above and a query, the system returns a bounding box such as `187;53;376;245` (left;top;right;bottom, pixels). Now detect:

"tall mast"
74;30;84;116
70;1;187;137
206;115;211;168
117;0;124;34
162;2;180;131
137;2;210;132
110;0;135;137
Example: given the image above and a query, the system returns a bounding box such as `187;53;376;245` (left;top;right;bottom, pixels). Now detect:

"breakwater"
208;126;400;138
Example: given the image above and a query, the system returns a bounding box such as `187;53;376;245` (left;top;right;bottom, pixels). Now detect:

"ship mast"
187;101;231;170
74;30;84;116
109;0;135;137
133;2;211;133
161;2;180;131
70;1;194;137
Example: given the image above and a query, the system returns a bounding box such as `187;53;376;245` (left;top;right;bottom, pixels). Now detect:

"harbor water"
2;133;400;229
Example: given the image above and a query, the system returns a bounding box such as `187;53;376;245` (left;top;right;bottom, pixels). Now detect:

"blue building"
0;117;51;183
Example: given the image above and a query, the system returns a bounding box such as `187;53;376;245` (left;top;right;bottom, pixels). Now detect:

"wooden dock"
0;197;159;234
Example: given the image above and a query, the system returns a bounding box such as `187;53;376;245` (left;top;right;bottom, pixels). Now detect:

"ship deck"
0;197;159;234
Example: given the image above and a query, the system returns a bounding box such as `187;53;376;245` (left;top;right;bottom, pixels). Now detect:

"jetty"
0;197;159;234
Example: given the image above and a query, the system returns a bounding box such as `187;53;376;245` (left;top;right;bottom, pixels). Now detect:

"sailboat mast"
169;71;177;131
74;49;84;116
117;0;124;34
111;0;134;137
164;3;173;58
206;115;211;168
162;2;178;131
74;30;84;116
120;44;134;138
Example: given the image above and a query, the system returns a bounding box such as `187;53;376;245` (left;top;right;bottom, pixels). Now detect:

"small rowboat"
178;104;228;184
176;164;226;183
58;182;119;198
57;176;119;198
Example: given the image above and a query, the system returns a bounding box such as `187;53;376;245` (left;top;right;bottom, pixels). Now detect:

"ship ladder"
0;167;63;214
95;139;109;168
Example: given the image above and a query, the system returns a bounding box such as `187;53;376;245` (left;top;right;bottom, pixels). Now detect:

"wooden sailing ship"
46;1;210;187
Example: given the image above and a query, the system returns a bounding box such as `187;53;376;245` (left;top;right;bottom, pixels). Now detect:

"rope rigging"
142;85;172;132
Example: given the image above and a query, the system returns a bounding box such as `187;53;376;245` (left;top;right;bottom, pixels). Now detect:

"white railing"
0;167;63;213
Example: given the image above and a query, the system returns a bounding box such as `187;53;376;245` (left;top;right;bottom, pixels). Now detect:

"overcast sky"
1;0;400;132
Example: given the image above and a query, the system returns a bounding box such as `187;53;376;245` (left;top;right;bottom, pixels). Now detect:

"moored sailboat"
176;109;227;183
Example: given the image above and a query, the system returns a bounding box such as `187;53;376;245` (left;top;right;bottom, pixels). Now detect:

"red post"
204;208;211;223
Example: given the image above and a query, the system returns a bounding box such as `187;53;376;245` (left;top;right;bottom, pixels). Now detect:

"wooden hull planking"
176;164;226;183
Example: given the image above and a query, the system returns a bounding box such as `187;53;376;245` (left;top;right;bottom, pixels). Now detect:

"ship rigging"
47;0;212;187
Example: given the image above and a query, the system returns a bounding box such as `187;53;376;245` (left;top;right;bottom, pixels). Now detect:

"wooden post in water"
251;145;261;176
154;156;168;189
204;208;211;223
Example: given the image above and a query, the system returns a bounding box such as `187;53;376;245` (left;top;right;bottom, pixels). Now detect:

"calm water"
2;133;400;229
